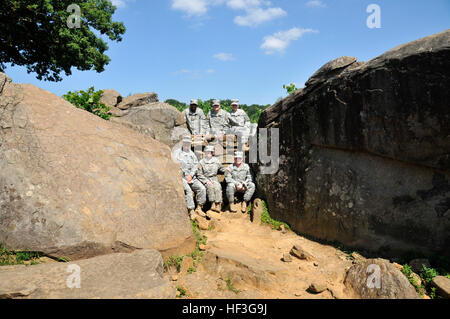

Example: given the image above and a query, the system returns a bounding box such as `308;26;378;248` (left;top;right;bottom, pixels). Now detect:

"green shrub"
164;255;184;272
260;200;291;231
283;83;299;95
420;265;439;286
176;286;186;297
63;87;111;120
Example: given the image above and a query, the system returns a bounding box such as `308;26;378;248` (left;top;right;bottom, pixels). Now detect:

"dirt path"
166;209;358;299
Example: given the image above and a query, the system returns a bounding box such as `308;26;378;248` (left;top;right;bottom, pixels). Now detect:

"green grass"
176;286;186;298
225;277;240;294
401;263;448;298
164;255;184;273
187;266;196;274
187;220;207;263
0;244;42;266
163;221;208;275
260;200;291;231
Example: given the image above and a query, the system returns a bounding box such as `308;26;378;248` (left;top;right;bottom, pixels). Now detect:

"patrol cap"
182;135;192;143
234;151;244;158
212;99;220;106
231;99;239;106
190;99;198;106
205;145;214;153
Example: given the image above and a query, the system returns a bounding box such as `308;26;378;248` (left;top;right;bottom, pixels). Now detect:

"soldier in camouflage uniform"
225;151;256;213
173;135;207;219
197;145;226;212
228;99;251;147
182;99;207;135
206;99;230;139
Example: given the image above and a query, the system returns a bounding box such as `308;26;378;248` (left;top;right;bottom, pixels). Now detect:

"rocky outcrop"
117;92;158;110
0;73;195;260
431;276;450;299
100;89;122;108
344;259;419;299
100;90;186;147
255;30;450;257
111;102;188;148
0;249;175;299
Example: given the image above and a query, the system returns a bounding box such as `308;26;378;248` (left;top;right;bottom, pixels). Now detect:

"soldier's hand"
186;175;193;183
207;181;213;187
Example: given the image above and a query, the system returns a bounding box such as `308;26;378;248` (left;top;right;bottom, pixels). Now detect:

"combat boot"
215;202;222;212
241;201;247;213
188;209;196;220
229;201;238;213
195;204;206;217
211;202;217;212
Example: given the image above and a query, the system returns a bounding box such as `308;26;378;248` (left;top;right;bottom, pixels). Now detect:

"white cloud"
305;0;326;8
174;69;215;77
234;7;286;27
111;0;125;8
213;53;235;61
171;0;286;27
110;0;136;8
225;0;268;10
171;0;209;16
261;27;318;54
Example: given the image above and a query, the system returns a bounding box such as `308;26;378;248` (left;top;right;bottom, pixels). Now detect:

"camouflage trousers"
183;178;206;210
226;182;256;203
204;179;223;203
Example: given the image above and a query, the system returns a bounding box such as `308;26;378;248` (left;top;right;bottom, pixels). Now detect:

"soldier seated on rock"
197;145;226;213
225;151;256;213
206;99;230;141
173;135;207;219
182;99;208;137
227;99;251;150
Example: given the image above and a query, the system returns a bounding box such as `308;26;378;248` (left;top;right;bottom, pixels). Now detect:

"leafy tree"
63;87;111;120
0;0;126;81
165;99;188;112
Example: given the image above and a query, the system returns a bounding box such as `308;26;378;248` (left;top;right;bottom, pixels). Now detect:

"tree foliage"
165;98;270;124
0;0;126;81
63;87;111;120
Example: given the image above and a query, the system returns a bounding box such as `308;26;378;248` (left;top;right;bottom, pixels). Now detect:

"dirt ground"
165;209;359;299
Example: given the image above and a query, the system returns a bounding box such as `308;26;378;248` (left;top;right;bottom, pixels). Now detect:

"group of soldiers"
183;99;252;146
173;99;256;220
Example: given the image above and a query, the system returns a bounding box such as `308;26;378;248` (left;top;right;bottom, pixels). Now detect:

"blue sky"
4;0;450;105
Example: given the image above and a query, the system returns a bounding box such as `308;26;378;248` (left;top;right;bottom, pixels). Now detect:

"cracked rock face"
0;74;195;260
254;30;450;258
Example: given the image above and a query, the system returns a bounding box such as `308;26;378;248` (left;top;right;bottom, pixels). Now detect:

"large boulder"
111;102;187;148
344;258;419;299
0;249;175;299
117;92;158;110
100;89;122;108
255;30;450;257
431;276;450;299
0;73;195;260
